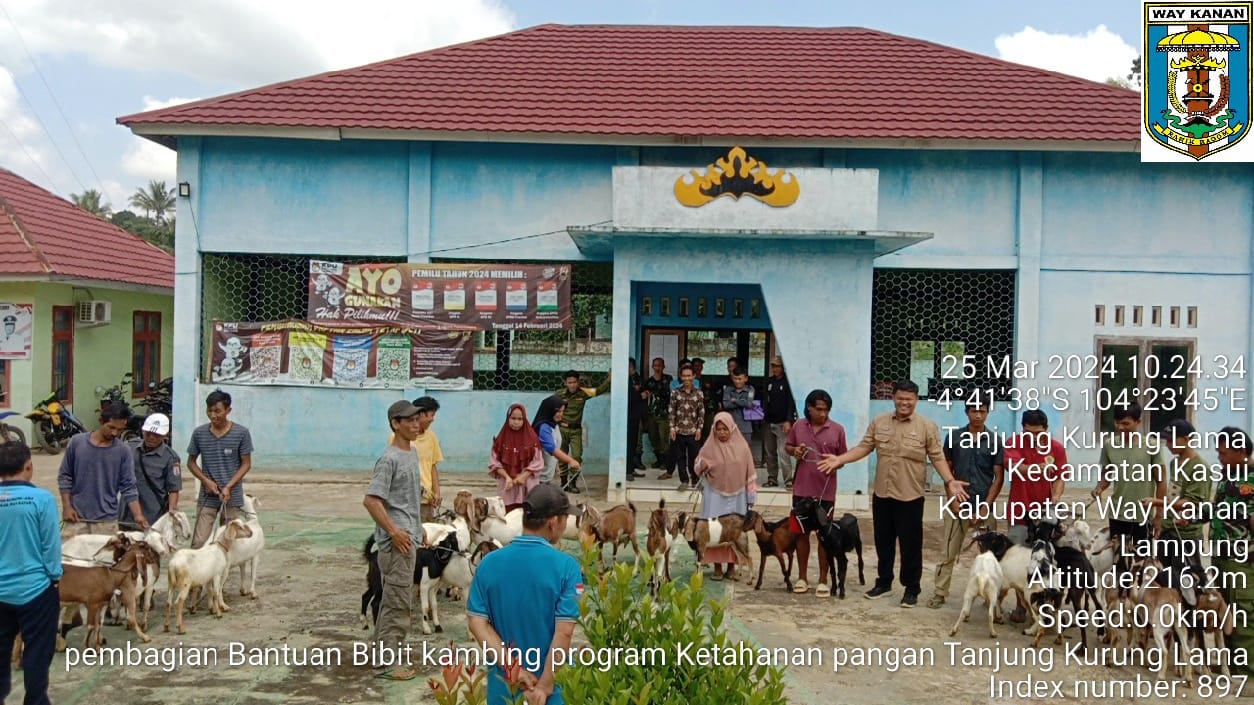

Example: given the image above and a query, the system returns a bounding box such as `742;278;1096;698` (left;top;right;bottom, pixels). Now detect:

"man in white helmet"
119;413;182;527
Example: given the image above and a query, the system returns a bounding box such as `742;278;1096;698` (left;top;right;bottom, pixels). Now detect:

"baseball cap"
523;483;572;520
141;413;170;435
387;400;421;420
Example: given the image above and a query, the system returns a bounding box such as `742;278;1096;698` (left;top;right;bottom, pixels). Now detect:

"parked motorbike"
0;410;25;446
101;372;174;443
26;390;86;454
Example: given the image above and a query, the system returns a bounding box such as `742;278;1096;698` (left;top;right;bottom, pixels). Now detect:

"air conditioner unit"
76;300;112;326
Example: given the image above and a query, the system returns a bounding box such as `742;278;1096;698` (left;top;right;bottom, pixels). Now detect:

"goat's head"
470;540;499;569
648;508;669;534
1028;539;1056;582
224;518;254;541
484;496;509;522
1029;517;1064;545
972;530;1014;561
243;494;260;515
104;532;132;560
1057;519;1092;552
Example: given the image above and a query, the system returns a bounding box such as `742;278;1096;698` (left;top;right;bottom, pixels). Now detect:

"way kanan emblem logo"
1144;2;1252;160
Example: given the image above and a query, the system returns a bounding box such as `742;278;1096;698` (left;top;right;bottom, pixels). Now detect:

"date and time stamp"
934;353;1248;413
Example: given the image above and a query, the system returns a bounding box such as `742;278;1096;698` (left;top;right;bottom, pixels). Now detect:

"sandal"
792;579;809;594
815;584;831;598
375;667;418;681
927;595;945;609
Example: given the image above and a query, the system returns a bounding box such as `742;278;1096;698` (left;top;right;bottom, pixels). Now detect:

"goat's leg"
430;582;443;633
163;588;174;633
246;555;259;598
986;590;999;638
420;583;434;635
754;551;767;590
854;539;865;585
122;584;151;644
210;574;227;617
175;590;188;635
775;553;793;593
949;592;973;636
85;604;101;650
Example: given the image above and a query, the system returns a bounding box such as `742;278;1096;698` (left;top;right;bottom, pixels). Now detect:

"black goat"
359;532;460;630
794;498;864;599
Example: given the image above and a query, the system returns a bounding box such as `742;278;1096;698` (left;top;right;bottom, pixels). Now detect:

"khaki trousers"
191;506;242;548
933;512;997;598
61;520;118;540
372;539;418;670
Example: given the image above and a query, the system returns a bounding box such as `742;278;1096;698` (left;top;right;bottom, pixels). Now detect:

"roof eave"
123;124;1141;153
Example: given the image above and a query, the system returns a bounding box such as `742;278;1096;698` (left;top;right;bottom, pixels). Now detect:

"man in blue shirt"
468;484;582;705
0;440;61;705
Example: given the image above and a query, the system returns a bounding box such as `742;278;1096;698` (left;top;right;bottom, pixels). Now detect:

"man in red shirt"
1004;410;1069;542
1003;409;1069;622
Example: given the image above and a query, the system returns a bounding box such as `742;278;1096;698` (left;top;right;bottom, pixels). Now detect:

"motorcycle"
26;389;87;454
100;373;174;443
0;410;25;446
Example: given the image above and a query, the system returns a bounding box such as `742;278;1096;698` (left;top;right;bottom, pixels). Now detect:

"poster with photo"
307;260;571;330
211;321;472;390
0;303;33;360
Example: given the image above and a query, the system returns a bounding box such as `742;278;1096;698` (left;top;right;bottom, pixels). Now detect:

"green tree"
70;189;111;218
110;209;174;252
128;180;176;223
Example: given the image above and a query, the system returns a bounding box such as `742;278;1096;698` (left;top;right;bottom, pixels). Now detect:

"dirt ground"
11;455;1233;704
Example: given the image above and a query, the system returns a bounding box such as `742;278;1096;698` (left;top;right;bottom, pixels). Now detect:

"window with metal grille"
199;253;405;376
439;260;614;391
132;311;162;396
870;269;1016;400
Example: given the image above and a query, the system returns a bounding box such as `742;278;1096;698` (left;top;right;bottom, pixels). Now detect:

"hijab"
532;394;565;433
492;403;541;479
696;411;756;495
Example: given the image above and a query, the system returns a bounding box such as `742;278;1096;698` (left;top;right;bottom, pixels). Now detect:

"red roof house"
119;24;1140;150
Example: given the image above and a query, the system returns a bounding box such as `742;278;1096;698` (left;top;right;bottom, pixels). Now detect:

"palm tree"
70;189;111;218
128;180;176;223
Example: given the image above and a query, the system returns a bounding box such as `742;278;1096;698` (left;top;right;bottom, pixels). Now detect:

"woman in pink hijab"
695;411;758;580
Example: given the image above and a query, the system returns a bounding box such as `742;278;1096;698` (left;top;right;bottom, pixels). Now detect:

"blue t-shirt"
0;481;62;605
537;423;560;455
467;535;583;705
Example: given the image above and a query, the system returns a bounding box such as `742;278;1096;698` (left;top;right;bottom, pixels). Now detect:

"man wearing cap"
468;483;582;704
0;315;21;353
364;400;428;681
119;413;182;528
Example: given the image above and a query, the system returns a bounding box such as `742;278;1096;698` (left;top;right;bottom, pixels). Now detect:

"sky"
0;0;1142;209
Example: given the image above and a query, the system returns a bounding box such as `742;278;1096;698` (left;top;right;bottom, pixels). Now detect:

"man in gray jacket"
721;368;755;440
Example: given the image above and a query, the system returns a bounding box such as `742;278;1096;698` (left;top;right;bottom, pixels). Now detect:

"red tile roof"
0;168;174;289
119;24;1139;147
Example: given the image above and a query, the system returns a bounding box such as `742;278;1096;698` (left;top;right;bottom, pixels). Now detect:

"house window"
870;269;1016;399
1094;337;1195;434
0;359;9;408
52;306;74;401
133;311;162;396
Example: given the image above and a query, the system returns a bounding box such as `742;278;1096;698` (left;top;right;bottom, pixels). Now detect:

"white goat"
214;495;265;599
61;511;191;629
480;496;523;546
420;540;498;635
950;550;1004;638
164;519;253;635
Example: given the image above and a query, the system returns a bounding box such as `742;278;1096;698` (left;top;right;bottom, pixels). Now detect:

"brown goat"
677;510;757;584
580;502;640;567
747;514;796;592
453;490;491;538
1194;589;1235;676
59;541;159;649
646;500;683;583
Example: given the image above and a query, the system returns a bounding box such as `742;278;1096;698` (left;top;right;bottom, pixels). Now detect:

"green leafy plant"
426;641;528;705
558;554;789;705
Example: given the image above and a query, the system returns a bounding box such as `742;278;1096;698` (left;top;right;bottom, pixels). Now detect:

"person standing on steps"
555;370;609;494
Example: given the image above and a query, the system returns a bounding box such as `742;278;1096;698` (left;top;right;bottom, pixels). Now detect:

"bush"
558;554;789;705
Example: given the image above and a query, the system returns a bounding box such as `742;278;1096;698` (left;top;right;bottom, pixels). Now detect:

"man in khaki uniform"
821;380;968;608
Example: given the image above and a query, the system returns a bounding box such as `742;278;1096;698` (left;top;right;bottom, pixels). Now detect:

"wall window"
0;359;9;408
1095;337;1195;434
870;269;1016;399
133;311;162;396
52;305;74;401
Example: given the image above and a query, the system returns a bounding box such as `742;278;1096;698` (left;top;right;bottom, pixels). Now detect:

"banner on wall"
307;260;572;330
210;320;474;390
0;303;33;360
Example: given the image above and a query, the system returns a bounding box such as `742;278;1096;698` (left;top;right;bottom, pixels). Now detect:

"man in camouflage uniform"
556;370;610;493
641;357;673;471
1210;426;1254;677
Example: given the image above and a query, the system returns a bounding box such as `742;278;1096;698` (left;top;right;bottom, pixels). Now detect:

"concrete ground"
10;455;1228;704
